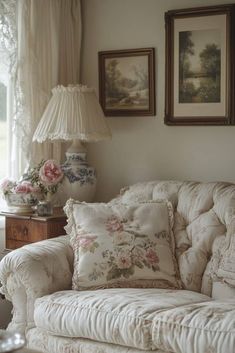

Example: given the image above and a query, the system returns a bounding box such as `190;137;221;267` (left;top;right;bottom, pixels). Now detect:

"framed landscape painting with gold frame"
165;4;235;125
99;48;155;117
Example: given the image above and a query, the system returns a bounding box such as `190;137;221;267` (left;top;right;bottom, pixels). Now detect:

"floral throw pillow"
64;199;182;290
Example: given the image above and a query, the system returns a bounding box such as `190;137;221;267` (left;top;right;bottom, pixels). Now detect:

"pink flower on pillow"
39;160;63;186
116;250;132;269
145;248;159;265
79;236;95;249
106;216;123;233
77;235;98;253
132;246;145;262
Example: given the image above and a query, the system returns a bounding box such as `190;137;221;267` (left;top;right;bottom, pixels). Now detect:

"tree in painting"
198;44;221;102
105;60;123;101
179;29;221;103
105;57;149;109
179;31;197;102
105;59;137;103
179;32;194;81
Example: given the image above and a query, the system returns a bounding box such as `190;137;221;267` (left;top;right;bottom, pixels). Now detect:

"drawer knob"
22;226;28;238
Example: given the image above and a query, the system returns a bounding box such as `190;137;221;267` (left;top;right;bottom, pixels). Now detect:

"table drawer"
6;218;41;242
2;209;67;250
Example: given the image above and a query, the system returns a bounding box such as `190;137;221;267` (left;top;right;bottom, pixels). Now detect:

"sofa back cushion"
64;199;182;290
210;216;235;293
111;181;235;295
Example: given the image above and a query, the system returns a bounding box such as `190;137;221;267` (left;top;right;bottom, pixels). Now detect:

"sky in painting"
105;55;148;80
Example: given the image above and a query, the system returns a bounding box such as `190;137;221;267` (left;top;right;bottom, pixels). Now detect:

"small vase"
45;192;53;203
37;193;53;216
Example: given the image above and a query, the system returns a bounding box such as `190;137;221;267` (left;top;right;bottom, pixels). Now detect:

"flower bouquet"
0;160;64;213
0;179;42;213
24;159;64;200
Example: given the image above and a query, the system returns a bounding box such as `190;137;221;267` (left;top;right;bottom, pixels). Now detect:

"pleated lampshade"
32;84;112;205
33;84;111;143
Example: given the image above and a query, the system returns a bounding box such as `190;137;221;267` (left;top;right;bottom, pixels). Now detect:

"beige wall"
81;0;235;202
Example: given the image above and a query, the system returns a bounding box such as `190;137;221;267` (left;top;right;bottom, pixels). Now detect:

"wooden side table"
0;208;67;250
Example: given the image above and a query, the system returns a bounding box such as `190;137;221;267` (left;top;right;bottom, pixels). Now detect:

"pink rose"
20;181;40;193
77;235;97;249
0;178;16;192
14;180;40;194
21;181;34;188
0;179;10;190
39;160;63;186
14;184;29;193
116;250;132;269
145;248;159;265
106;216;123;233
14;181;33;193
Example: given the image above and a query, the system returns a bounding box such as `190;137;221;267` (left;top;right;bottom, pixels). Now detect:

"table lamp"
33;84;112;204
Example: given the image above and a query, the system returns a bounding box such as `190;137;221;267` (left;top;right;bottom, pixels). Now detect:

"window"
0;0;18;183
0;0;20;218
0;80;8;180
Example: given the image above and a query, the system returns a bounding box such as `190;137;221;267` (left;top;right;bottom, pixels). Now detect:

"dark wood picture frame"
99;48;155;116
165;4;235;125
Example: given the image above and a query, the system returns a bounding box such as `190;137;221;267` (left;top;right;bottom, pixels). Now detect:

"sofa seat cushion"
152;299;235;353
27;328;167;353
34;288;211;350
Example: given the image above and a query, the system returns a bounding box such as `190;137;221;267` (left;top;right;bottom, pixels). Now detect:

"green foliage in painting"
105;59;137;100
105;57;149;109
179;30;221;104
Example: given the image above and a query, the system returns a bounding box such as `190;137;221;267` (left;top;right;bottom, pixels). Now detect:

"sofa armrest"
0;235;73;333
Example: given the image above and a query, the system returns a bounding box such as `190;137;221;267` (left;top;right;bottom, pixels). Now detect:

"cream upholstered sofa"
0;180;235;353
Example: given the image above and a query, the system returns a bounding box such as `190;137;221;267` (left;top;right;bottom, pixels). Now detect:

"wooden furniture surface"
0;208;67;250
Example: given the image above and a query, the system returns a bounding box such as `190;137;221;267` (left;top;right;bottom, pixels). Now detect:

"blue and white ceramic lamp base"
58;151;97;205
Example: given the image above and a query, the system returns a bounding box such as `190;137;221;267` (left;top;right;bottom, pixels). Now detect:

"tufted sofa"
0;180;235;353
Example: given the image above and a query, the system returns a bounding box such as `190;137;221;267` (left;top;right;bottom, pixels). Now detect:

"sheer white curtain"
0;0;81;180
15;0;82;167
0;0;19;179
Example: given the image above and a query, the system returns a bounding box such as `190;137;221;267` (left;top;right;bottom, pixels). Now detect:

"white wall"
81;0;235;202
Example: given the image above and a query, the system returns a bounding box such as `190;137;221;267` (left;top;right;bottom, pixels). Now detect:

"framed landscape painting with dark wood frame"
99;48;155;116
165;4;235;125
